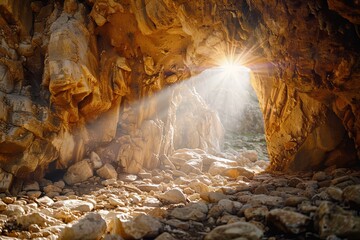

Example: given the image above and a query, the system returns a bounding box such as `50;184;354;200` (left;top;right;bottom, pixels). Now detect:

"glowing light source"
219;61;251;76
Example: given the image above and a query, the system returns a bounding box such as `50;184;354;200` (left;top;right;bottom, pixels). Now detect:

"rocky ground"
0;148;360;240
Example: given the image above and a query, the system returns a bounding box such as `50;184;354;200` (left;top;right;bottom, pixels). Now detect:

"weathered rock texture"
0;0;359;184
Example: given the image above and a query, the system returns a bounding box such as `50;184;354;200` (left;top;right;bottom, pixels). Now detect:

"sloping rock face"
0;0;359;184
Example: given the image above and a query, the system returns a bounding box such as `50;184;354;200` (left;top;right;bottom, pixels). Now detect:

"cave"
0;0;360;239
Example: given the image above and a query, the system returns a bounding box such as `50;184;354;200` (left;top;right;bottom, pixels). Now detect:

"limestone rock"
120;214;163;239
170;202;208;221
23;181;40;191
59;212;107;240
96;163;118;179
63;160;93;185
36;196;54;206
90;152;103;169
52;200;94;212
16;212;62;228
267;209;310;234
204;222;263;240
315;201;360;239
0;170;13;192
244;206;269;221
189;181;209;194
157;189;186;204
343;185;360;207
2;204;25;217
155;232;177;240
201;192;229;203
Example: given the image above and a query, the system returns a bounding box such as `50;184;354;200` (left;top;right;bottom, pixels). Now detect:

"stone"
2;204;25;217
43;184;62;193
201;192;229;203
285;196;309;207
208;162;234;176
27;190;42;198
97;163;118;179
36;196;54;206
0;169;13;192
108;197;124;207
248;194;284;207
54;180;66;189
118;174;138;182
189;181;209;193
218;199;242;214
326;187;343;201
254;185;270;195
204;222;263;240
165;219;190;230
52;200;94;212
23;181;40;191
0;200;6;211
155;232;177;240
90;152;103;169
180;158;203;173
63;160;93;185
312;171;328;181
208;204;225;218
343;184;360;207
315;201;360;239
241;150;258;162
244;206;268;221
59;212;107;240
137;184;160;192
16;212;62;228
267;209;310;234
170;202;208;221
157;189;186;204
143;197;161;207
224;167;255;179
119;214;163;239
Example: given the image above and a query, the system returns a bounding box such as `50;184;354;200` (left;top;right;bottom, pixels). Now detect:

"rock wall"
0;0;359;186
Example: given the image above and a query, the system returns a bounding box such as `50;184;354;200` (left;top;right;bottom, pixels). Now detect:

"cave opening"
1;0;360;239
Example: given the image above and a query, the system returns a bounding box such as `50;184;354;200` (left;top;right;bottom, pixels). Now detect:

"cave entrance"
184;66;269;163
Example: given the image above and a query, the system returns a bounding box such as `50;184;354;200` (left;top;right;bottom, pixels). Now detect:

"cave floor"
1;151;360;239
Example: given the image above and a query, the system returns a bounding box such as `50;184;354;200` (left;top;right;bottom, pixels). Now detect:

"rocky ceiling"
0;0;359;183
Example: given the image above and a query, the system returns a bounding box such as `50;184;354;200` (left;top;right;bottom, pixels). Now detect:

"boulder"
96;163;118;179
63;160;93;185
59;212;107;240
118;214;163;239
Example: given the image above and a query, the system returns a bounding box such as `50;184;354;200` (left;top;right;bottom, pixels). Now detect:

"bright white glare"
220;63;250;74
219;62;251;78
